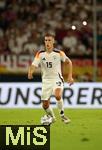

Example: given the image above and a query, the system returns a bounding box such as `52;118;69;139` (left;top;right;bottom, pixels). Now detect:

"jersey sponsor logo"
42;57;46;61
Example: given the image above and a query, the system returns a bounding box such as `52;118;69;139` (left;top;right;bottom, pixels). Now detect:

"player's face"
44;36;54;50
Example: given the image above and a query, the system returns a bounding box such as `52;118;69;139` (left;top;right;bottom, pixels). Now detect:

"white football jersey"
32;48;68;80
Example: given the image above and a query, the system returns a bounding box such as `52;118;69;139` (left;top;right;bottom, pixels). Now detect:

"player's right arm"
28;51;41;79
28;65;36;79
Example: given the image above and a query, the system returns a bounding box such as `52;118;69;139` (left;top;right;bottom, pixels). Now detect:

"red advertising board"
0;54;102;81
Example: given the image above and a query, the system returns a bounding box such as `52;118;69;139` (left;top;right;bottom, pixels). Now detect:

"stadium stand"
0;0;102;81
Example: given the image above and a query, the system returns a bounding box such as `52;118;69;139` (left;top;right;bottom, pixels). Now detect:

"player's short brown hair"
44;32;55;38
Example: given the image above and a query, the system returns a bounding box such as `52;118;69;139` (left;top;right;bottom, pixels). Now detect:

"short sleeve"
60;51;67;62
32;52;41;67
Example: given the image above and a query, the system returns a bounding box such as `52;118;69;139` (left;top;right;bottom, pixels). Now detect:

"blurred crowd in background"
0;0;102;56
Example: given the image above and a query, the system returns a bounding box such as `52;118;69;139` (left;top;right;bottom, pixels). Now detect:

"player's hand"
67;77;74;86
28;71;33;79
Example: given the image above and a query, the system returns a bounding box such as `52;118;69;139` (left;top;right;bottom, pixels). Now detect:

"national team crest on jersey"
53;56;56;60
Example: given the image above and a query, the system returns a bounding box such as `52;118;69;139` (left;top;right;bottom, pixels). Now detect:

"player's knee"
55;88;62;101
55;95;61;101
42;101;49;109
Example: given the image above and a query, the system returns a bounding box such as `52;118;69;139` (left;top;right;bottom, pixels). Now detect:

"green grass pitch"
0;109;102;150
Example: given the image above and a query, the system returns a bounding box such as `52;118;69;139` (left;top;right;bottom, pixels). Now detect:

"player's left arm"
60;50;74;86
65;57;74;86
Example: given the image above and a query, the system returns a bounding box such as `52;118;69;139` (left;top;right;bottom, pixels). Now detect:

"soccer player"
28;33;74;124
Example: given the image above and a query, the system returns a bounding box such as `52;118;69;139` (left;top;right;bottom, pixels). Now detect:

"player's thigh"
41;81;53;100
53;81;63;99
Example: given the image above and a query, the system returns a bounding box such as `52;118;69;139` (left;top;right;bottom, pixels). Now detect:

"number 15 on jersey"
46;62;52;68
